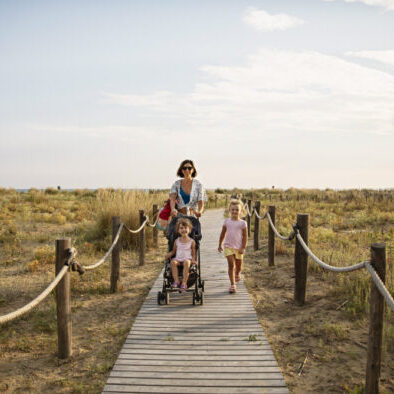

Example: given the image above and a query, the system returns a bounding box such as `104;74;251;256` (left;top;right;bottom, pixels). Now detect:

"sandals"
171;282;180;289
235;273;241;282
229;285;237;293
179;284;187;293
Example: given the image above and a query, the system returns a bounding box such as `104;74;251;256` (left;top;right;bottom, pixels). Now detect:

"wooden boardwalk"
103;209;289;393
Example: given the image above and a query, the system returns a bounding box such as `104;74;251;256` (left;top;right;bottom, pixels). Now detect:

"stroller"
157;215;205;305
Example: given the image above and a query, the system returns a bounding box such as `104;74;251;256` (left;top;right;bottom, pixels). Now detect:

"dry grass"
89;189;168;250
0;187;393;392
243;249;394;393
0;188;168;393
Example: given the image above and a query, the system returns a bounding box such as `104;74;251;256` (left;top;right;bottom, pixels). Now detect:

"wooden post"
294;214;308;305
110;216;121;293
247;199;252;237
365;243;386;394
253;201;261;251
152;204;158;248
139;210;145;266
225;195;228;208
55;238;72;359
215;195;218;208
268;205;275;266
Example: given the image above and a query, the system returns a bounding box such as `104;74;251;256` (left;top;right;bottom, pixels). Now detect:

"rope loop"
146;211;160;228
266;212;294;241
124;216;149;234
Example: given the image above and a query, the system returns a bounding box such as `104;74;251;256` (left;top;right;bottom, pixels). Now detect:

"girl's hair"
228;199;246;217
176;159;197;178
176;218;193;233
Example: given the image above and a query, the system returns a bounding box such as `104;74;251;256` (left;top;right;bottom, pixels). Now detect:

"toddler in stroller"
157;215;204;305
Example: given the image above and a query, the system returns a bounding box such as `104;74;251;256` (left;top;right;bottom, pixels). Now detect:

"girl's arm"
218;225;226;252
239;227;248;254
191;240;197;263
165;242;177;260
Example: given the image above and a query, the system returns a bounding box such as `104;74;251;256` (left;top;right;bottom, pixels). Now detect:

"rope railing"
0;248;76;325
247;200;393;312
266;212;296;241
82;223;124;271
365;262;394;312
253;207;267;220
0;213;151;324
245;203;252;217
146;211;160;228
244;198;391;391
294;231;368;273
124;216;149;234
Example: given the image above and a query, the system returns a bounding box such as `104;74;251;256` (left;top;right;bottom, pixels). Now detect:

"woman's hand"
238;248;245;255
170;208;178;217
195;210;202;218
218;245;223;253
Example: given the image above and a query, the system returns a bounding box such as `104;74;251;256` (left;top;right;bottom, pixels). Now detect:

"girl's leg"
181;260;191;286
226;255;236;285
170;260;180;285
235;258;243;281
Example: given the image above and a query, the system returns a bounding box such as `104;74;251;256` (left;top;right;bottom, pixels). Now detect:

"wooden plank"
106;377;287;387
118;354;277;361
122;344;272;349
109;371;284;379
119;349;274;355
103;385;290;393
112;365;282;373
124;340;269;345
114;359;279;367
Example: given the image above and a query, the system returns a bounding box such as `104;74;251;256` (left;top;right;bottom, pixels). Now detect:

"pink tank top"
175;238;193;261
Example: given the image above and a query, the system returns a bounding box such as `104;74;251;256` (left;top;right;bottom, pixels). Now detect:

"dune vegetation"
0;187;392;392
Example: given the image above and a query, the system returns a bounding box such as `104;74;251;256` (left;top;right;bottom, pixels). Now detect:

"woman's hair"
176;159;197;178
228;199;246;217
176;218;193;233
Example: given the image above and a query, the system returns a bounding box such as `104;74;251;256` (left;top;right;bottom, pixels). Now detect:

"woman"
170;159;206;218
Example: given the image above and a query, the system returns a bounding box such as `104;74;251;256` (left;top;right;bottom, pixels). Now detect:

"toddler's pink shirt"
223;218;247;250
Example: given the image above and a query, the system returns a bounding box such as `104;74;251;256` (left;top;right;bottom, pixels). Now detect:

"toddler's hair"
228;199;246;217
176;218;193;233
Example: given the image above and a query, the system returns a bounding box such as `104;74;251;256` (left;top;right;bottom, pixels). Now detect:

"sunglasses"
182;166;193;170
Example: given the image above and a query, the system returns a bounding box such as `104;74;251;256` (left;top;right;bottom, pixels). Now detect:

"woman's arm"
170;193;178;217
218;225;226;252
239;227;248;254
195;200;204;217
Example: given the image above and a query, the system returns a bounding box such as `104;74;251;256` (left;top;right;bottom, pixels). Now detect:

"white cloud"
242;7;304;31
104;49;394;138
326;0;394;11
346;50;394;66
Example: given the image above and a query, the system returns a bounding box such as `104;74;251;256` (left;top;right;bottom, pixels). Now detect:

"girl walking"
218;199;248;293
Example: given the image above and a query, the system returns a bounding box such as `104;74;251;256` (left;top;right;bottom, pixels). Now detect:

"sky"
0;0;393;190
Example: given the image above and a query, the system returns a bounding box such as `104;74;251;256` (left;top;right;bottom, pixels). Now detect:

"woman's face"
181;162;194;177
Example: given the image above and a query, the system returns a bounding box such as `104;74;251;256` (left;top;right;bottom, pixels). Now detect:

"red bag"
159;199;177;221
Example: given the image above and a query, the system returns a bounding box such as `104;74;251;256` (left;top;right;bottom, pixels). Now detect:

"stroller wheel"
199;291;204;305
201;280;205;292
157;291;165;305
165;291;170;305
192;292;196;305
